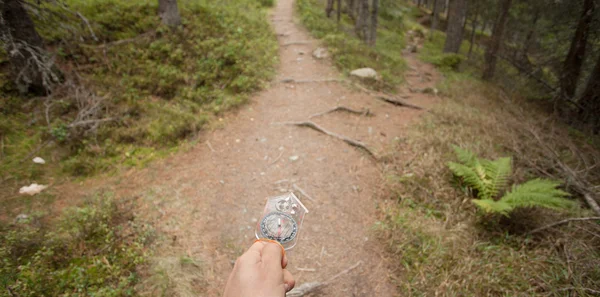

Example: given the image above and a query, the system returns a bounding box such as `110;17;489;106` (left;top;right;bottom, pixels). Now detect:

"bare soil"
56;0;442;295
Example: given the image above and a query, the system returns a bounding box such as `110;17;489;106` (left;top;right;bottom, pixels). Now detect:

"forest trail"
59;0;441;295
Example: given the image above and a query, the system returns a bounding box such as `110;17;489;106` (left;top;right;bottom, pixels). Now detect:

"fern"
447;147;575;216
501;179;575;210
452;145;477;167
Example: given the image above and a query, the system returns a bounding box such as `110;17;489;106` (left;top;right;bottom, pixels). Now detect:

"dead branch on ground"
284;121;377;159
309;106;373;119
286;261;362;297
528;217;600;235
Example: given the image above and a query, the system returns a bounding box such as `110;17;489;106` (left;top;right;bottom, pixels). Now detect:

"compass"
260;212;298;244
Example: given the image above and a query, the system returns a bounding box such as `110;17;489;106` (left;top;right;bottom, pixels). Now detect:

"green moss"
0;0;278;180
0;193;153;297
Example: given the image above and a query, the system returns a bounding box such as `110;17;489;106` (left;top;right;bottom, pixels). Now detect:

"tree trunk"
159;0;181;28
443;0;467;53
1;0;49;94
337;0;342;22
326;0;335;17
468;4;479;57
355;0;369;43
482;0;512;80
430;0;439;40
578;53;600;133
560;0;594;99
369;0;379;46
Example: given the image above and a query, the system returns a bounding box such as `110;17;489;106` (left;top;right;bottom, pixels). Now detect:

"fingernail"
284;283;290;291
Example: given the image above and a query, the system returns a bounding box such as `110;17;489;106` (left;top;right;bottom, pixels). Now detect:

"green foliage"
0;194;153;297
258;0;275;7
296;0;406;88
448;146;576;216
0;0;278;179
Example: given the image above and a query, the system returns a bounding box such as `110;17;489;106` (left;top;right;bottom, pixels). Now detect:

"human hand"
223;240;295;297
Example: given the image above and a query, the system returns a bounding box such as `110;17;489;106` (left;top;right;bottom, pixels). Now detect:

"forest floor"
53;0;441;295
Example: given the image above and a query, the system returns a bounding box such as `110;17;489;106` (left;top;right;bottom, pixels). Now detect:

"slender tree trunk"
1;0;49;94
326;0;335;17
159;0;181;28
430;0;439;40
560;0;594;99
578;53;600;133
468;4;479;57
418;0;422;8
482;0;512;80
337;0;342;22
355;0;369;43
443;0;468;53
369;0;379;46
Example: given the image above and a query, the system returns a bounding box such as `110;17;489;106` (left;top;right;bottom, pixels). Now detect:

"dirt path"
59;0;441;295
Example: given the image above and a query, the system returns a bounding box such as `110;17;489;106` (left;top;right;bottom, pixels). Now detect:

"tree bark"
468;3;480;58
326;0;335;17
560;0;594;99
430;0;440;40
482;0;512;80
337;0;342;22
578;53;600;133
159;0;181;28
369;0;379;46
1;0;48;94
355;0;370;43
443;0;468;53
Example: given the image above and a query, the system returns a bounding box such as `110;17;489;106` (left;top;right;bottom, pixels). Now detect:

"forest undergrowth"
297;0;600;295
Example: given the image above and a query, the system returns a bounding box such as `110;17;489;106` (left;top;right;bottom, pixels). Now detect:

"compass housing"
255;192;308;250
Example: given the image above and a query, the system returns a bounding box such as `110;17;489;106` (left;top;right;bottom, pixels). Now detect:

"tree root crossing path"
60;0;441;295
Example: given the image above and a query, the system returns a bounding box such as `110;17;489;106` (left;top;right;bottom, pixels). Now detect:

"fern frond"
481;157;512;199
448;161;489;198
472;199;513;216
452;145;477;167
500;179;576;211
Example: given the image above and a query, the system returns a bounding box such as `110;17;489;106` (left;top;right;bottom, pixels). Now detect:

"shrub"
0;194;153;297
447;146;576;216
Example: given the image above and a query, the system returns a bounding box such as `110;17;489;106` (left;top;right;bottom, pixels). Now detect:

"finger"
282;253;288;269
283;269;295;292
239;241;267;265
261;241;284;271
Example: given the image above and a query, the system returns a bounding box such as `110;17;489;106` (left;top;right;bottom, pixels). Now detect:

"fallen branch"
583;193;600;216
82;31;155;49
528;217;600;235
309;106;373;119
284;121;377;159
269;148;285;165
286;261;362;297
376;96;423;110
292;184;316;202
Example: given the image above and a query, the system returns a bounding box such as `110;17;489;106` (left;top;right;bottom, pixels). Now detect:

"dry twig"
283;41;311;46
528;217;600;235
309;106;373;119
286;261;362;297
292;184;316;202
284;121;377;158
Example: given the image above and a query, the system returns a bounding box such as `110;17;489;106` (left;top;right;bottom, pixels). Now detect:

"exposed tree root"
309;106;373;119
376;96;423;110
283;41;311;46
286;261;362;297
280;78;344;83
284;121;377;159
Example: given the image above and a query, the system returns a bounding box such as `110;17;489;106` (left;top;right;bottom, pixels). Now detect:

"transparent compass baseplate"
255;192;308;250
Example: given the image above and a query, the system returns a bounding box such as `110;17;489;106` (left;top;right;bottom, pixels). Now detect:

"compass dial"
260;212;298;244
